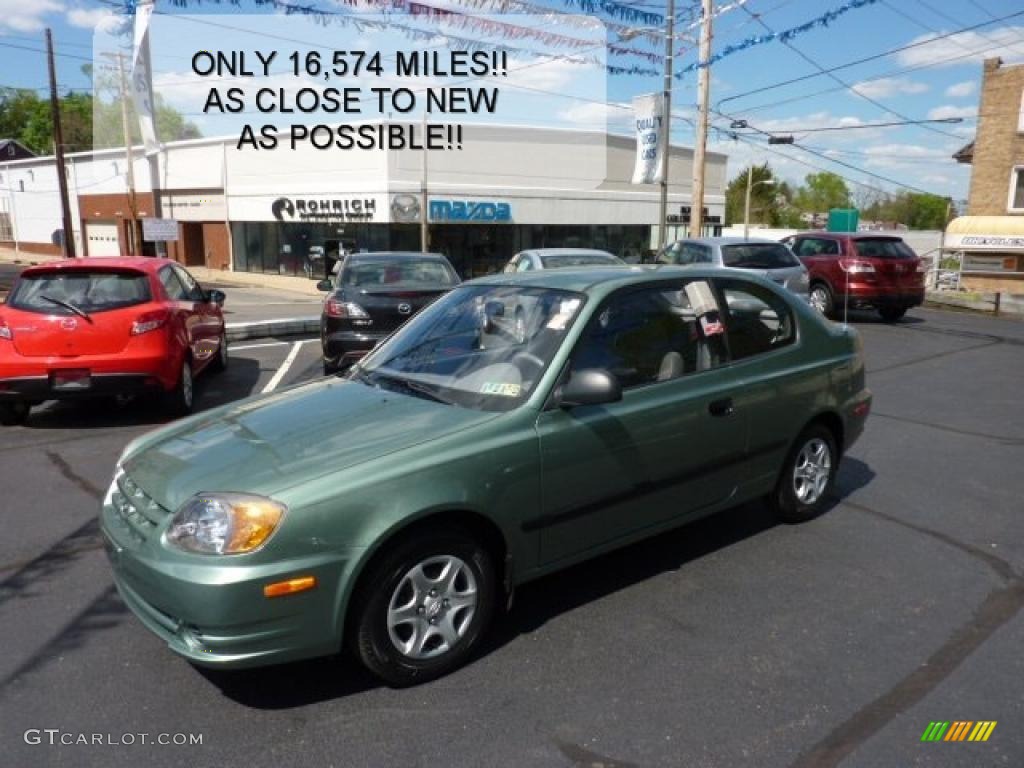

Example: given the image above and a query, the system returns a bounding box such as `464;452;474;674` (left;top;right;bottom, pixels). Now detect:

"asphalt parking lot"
2;308;1023;768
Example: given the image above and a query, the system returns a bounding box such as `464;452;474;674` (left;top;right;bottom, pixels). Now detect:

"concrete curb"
925;292;1024;318
225;317;319;342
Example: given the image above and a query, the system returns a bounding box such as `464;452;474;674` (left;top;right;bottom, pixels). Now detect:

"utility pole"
46;28;76;258
657;0;675;249
690;0;712;238
420;111;429;252
103;52;139;255
136;0;163;255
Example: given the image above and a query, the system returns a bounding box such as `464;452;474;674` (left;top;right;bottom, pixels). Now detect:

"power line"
739;2;961;139
717;7;1024;107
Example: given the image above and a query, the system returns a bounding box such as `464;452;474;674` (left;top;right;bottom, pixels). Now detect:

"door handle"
708;397;734;417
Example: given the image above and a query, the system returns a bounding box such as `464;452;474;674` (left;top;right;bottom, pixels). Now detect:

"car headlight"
165;493;287;555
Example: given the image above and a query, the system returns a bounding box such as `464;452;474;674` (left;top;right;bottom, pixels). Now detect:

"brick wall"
968;58;1024;216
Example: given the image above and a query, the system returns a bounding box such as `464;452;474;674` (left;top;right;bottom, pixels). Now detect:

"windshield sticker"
480;382;522;397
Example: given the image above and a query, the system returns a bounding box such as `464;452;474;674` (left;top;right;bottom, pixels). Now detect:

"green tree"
724;163;785;227
794;171;851;213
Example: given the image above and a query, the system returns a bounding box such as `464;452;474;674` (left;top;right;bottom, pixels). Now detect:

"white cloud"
67;7;120;33
556;101;631;130
0;0;63;32
927;104;977;120
851;77;928;99
945;80;976;98
896;26;1024;68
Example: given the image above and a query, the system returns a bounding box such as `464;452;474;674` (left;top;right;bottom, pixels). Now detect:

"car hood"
122;377;498;513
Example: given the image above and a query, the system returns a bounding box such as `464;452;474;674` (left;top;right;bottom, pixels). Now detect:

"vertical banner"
131;1;159;155
631;93;664;185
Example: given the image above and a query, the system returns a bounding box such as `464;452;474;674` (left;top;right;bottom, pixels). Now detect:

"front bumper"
101;498;363;669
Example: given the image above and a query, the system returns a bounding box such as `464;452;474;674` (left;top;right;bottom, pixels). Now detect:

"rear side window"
795;238;840;257
715;278;795;360
9;270;151;315
658;242;710;265
853;239;916;259
721;243;800;269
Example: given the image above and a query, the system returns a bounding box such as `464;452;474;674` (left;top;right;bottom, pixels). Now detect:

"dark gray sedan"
657;237;809;299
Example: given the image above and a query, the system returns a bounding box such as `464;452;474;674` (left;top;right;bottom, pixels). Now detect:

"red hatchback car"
787;232;925;322
0;258;226;425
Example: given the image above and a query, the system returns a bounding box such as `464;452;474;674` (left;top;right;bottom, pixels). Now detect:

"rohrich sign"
271;197;377;221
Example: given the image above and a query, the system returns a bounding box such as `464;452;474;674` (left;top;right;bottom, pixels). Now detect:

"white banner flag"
631;93;664;185
131;1;159;155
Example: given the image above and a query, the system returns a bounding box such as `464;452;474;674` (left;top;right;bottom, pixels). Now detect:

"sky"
2;0;1023;205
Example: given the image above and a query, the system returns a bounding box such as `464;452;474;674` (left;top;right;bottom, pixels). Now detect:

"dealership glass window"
715;278;795;360
570;280;728;389
0;212;12;241
1010;167;1024;211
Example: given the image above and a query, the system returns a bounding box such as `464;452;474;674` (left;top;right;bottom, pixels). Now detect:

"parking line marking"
262;339;314;393
230;341;291;351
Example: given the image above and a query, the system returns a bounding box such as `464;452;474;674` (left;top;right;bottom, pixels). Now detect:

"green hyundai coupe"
101;266;871;685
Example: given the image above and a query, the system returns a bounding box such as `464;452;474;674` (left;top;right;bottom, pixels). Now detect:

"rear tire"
809;283;834;318
879;306;907;322
323;359;338;376
770;424;837;524
352;529;496;687
0;401;30;426
164;359;194;417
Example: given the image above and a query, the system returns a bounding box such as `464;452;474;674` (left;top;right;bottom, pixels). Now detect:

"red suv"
787;232;925;322
0;257;226;425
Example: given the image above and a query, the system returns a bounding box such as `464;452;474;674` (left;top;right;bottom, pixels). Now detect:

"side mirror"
316;278;333;292
557;369;622;408
207;289;226;306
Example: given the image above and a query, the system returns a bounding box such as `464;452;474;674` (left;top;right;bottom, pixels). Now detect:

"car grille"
109;471;169;543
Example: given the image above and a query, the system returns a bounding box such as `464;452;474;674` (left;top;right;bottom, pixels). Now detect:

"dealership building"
0;122;727;279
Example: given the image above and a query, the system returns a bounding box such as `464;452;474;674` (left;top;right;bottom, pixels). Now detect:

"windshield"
351;285;586;412
342;258;457;288
853;239;917;259
540;253;621;269
721;243;800;269
9;270;152;315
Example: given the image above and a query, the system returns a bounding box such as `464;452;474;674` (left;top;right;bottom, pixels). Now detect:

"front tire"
0;401;30;426
770;424;837;524
809;283;834;318
164;359;194;417
352;529;496;686
210;332;228;373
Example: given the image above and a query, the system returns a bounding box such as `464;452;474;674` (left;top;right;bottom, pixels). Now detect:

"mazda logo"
60;317;77;330
397;303;412;315
391;194;420;223
271;197;295;221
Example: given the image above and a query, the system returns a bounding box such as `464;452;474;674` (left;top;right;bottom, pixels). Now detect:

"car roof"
468;264;777;294
20;257;172;275
793;231;904;241
345;252;448;261
671;237;783;247
522;248;619;257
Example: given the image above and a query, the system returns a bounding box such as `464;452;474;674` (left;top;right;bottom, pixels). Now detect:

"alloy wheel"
792;437;831;504
810;287;829;314
386;555;478;659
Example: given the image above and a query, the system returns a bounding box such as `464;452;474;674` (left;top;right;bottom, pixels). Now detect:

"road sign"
142;217;178;242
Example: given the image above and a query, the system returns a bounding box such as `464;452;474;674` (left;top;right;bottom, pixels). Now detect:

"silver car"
657;237;809;298
502;248;625;273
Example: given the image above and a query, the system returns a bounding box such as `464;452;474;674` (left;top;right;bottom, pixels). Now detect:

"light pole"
743;167;775;239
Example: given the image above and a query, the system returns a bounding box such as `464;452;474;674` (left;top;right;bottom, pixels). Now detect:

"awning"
944;216;1024;251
